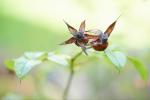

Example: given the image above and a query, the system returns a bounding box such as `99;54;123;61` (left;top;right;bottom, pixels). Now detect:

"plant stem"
63;65;74;100
63;51;82;100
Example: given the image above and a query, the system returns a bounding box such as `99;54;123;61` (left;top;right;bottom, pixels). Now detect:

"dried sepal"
104;21;117;36
79;20;85;32
61;20;90;55
63;20;77;36
84;34;99;40
60;37;76;45
104;15;121;36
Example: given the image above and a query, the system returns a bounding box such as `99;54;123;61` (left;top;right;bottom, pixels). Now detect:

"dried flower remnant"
87;16;120;51
61;20;97;55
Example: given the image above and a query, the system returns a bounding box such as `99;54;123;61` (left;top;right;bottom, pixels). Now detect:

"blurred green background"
0;0;150;100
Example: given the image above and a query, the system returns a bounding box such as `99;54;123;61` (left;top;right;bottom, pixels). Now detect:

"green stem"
63;51;82;100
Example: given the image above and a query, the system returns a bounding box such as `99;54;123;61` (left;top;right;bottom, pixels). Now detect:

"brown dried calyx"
60;20;98;55
87;18;118;51
61;16;120;55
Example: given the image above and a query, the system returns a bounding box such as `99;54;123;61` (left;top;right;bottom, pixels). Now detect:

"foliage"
128;56;148;81
5;52;70;79
4;45;148;81
104;45;127;71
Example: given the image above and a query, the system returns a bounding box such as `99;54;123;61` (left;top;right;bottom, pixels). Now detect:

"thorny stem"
63;51;82;100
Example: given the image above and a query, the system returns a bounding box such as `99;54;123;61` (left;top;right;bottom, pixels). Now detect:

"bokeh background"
0;0;150;100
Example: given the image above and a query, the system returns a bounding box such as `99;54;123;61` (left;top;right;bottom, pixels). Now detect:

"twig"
63;51;82;100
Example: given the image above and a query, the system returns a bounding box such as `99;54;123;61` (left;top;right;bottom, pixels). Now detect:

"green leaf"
48;52;71;66
104;45;127;70
14;56;42;79
4;52;47;79
24;52;47;60
4;59;15;71
5;52;71;79
128;56;148;81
